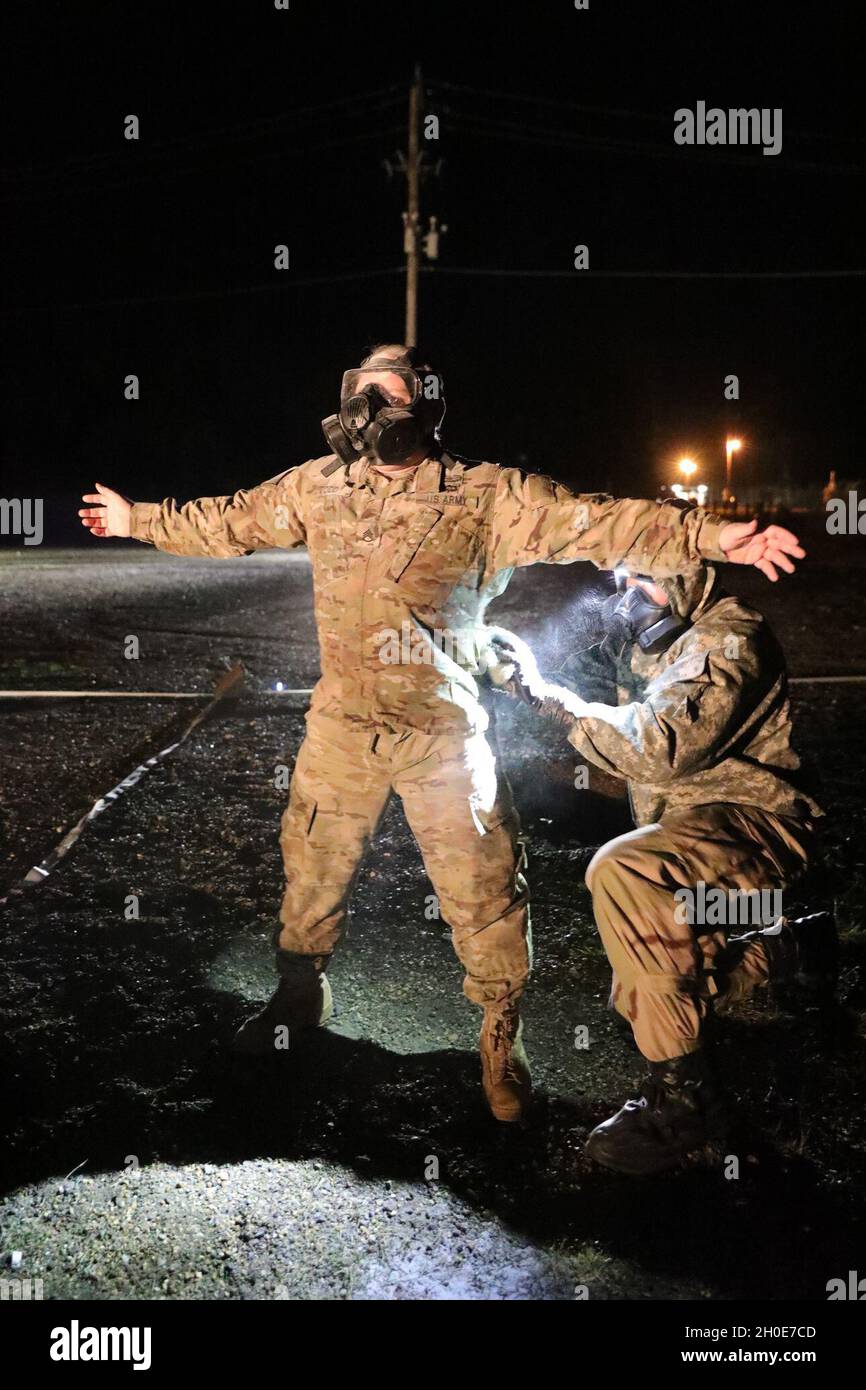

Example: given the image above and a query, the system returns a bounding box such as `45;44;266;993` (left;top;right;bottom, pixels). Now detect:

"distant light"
678;457;698;479
726;438;742;453
275;682;285;692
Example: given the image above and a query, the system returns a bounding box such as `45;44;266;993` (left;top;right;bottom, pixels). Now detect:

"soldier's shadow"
3;784;864;1307
219;1019;866;1302
4;963;863;1301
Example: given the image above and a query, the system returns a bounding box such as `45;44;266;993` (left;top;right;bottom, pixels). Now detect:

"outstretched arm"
79;471;307;557
487;471;804;582
486;627;774;785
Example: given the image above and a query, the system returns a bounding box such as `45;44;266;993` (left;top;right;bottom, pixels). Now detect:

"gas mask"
321;355;446;467
601;572;688;656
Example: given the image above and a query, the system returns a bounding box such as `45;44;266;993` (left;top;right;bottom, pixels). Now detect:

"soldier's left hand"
484;627;549;707
719;519;806;581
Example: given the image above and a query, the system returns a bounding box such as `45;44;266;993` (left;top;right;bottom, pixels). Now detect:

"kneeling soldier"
489;562;834;1172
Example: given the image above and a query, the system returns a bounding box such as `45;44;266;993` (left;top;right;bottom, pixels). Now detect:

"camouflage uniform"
561;566;823;1060
130;452;731;1012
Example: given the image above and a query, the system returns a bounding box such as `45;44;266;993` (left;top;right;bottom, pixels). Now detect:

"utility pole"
403;65;422;347
388;66;446;345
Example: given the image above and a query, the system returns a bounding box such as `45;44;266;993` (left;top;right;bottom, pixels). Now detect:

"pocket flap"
387;505;444;581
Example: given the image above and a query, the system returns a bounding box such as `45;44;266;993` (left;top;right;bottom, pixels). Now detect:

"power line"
424;265;866;280
13;261;861;316
12;266;406;314
1;83;406;180
430;78;866;149
10;263;863;316
1;124;406;203
432;80;680;127
437;108;866;175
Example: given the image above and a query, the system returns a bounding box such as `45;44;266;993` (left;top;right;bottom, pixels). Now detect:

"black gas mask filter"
322;352;446;468
601;572;689;656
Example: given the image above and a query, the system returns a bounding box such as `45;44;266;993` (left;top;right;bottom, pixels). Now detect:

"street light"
725;438;742;504
678;457;698;479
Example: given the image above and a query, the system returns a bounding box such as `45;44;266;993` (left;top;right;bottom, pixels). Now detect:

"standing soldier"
79;344;806;1123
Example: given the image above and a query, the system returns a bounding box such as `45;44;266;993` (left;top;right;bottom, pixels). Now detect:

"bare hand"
719;518;806;582
78;483;133;539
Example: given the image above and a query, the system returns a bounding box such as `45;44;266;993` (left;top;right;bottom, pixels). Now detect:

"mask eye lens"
379;384;405;406
343;367;415;408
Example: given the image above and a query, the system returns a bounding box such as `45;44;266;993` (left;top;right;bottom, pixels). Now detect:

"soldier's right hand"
78;482;133;538
484;627;549;707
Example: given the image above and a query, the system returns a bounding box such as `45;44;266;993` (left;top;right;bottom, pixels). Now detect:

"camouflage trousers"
276;710;531;1010
585;803;814;1062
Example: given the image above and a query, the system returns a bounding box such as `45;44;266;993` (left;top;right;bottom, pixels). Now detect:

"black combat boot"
231;952;333;1055
585;1050;727;1175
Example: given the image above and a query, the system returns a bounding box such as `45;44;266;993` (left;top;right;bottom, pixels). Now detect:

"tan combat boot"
232;973;333;1055
479;1008;532;1123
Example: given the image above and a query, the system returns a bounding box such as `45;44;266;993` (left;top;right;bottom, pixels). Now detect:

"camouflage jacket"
130;452;730;736
559;566;823;826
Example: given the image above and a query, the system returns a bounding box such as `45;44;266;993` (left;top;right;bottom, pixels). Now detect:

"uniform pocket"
387;505;444;581
387;509;485;616
469;802;506;836
289;787;318;836
468;792;521;841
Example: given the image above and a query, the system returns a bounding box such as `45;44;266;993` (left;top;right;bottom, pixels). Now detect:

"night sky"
3;0;863;541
